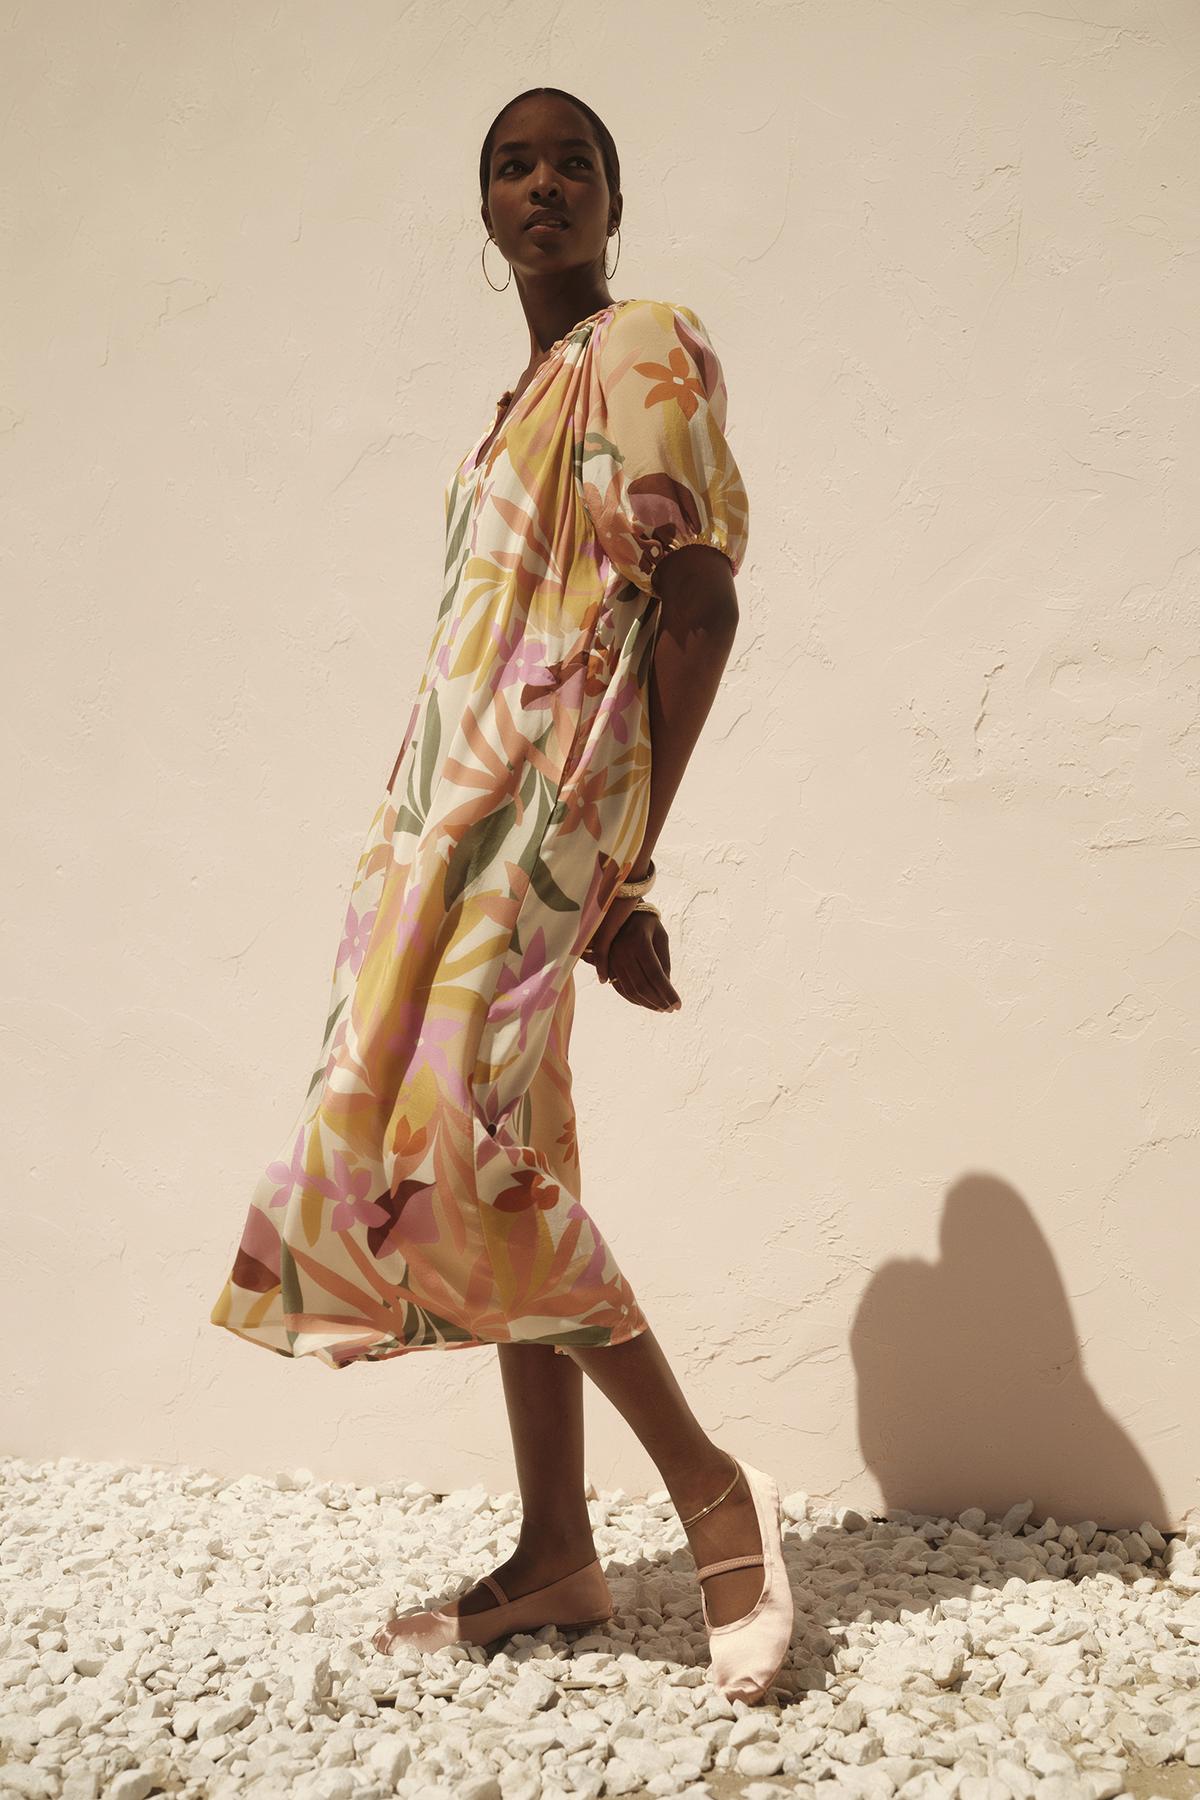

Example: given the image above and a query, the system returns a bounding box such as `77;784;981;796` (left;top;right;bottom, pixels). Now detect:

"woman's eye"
498;155;590;175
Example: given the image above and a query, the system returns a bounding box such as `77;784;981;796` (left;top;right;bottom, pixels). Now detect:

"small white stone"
107;1777;156;1800
506;1670;557;1715
729;1714;775;1747
457;1777;503;1800
171;1700;200;1739
294;1771;355;1800
931;1643;966;1686
197;1699;253;1741
602;1758;646;1796
278;1606;316;1633
737;1742;785;1777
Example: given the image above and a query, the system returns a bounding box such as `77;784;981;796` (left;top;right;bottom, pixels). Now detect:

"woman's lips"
526;219;569;233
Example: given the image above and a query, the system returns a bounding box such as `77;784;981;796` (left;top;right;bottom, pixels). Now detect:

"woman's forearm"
630;572;740;882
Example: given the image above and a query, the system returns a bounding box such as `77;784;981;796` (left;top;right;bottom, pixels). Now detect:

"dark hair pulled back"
478;88;620;207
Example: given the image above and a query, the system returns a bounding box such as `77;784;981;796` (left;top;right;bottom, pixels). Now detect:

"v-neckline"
463;298;631;479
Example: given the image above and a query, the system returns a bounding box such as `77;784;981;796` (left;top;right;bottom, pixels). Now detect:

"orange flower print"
633;348;705;420
494;1167;561;1213
558;766;610;843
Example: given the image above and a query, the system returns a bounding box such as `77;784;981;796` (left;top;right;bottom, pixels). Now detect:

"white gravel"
2;1454;1199;1800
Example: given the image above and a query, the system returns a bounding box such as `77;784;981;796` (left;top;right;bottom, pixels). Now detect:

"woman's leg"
457;1326;769;1629
562;1326;772;1628
456;1341;601;1616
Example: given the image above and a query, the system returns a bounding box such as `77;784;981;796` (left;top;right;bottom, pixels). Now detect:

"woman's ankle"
512;1521;597;1566
665;1442;740;1523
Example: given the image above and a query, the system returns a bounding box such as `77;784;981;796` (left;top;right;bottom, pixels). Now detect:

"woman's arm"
631;543;740;882
582;542;739;1006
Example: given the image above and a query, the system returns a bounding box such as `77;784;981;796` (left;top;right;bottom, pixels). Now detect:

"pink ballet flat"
371;1555;614;1655
683;1452;794;1704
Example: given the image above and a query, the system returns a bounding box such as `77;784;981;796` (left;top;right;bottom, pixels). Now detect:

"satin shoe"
371;1555;613;1655
683;1451;794;1704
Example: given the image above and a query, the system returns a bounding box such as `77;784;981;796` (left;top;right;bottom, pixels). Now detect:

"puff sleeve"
579;299;750;599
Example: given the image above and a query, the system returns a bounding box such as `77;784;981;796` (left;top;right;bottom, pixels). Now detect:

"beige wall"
6;1;1198;1532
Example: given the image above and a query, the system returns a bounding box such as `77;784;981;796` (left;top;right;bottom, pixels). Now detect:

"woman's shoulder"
592;299;714;365
603;296;707;332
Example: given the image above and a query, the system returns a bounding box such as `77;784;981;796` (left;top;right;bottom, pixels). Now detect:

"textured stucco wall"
5;1;1198;1530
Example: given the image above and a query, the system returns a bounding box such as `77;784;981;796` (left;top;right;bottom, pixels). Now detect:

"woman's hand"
581;896;682;1012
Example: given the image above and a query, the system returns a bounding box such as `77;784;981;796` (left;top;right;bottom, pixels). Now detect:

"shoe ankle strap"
696;1551;765;1582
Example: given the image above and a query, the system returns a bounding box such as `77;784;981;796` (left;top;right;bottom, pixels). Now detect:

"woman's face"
482;96;618;282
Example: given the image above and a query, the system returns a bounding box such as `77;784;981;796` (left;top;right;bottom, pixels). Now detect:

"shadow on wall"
850;1173;1167;1532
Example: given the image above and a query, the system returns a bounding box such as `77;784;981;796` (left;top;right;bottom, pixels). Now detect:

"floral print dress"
210;297;750;1369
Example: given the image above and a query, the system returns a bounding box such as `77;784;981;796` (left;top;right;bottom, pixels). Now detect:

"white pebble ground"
2;1455;1199;1800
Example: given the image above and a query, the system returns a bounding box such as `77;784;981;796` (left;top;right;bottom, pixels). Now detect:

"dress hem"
211;1314;650;1371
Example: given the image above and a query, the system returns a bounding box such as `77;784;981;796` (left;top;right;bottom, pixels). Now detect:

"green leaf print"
321;995;348;1050
444;800;518;912
529;847;578;914
403;739;424;829
549;1325;621;1350
512;769;551;876
306;997;349;1098
417;689;442;818
417;1309;478;1349
500;775;581;952
442;492;472;587
279;1241;302;1323
391;801;424;841
577;426;622;480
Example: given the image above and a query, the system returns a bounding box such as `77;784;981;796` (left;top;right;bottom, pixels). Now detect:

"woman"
210;86;792;1704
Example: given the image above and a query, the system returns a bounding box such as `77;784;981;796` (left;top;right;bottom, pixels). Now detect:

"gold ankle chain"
679;1450;741;1529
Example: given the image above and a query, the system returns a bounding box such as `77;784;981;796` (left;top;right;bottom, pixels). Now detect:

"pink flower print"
230;1204;282;1291
336;900;377;976
392;882;428;960
434;615;464;681
564;1201;609;1287
385;996;463;1090
490;926;562;1053
527;651;584;720
498;632;554;697
265;1128;307;1210
484;616;538;700
593;668;638;747
319;1150;392;1234
581;1231;608;1289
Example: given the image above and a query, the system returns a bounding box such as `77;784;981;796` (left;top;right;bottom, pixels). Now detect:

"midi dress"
209;296;750;1370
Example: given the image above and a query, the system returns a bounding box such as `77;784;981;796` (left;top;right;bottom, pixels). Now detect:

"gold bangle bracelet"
616;858;656;901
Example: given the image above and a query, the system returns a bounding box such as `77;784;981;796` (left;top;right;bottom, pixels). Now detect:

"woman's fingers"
611;939;681;1011
652;917;671;979
588;910;680;1010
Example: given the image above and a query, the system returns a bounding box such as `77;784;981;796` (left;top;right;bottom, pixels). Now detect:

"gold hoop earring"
481;236;511;292
604;225;621;280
